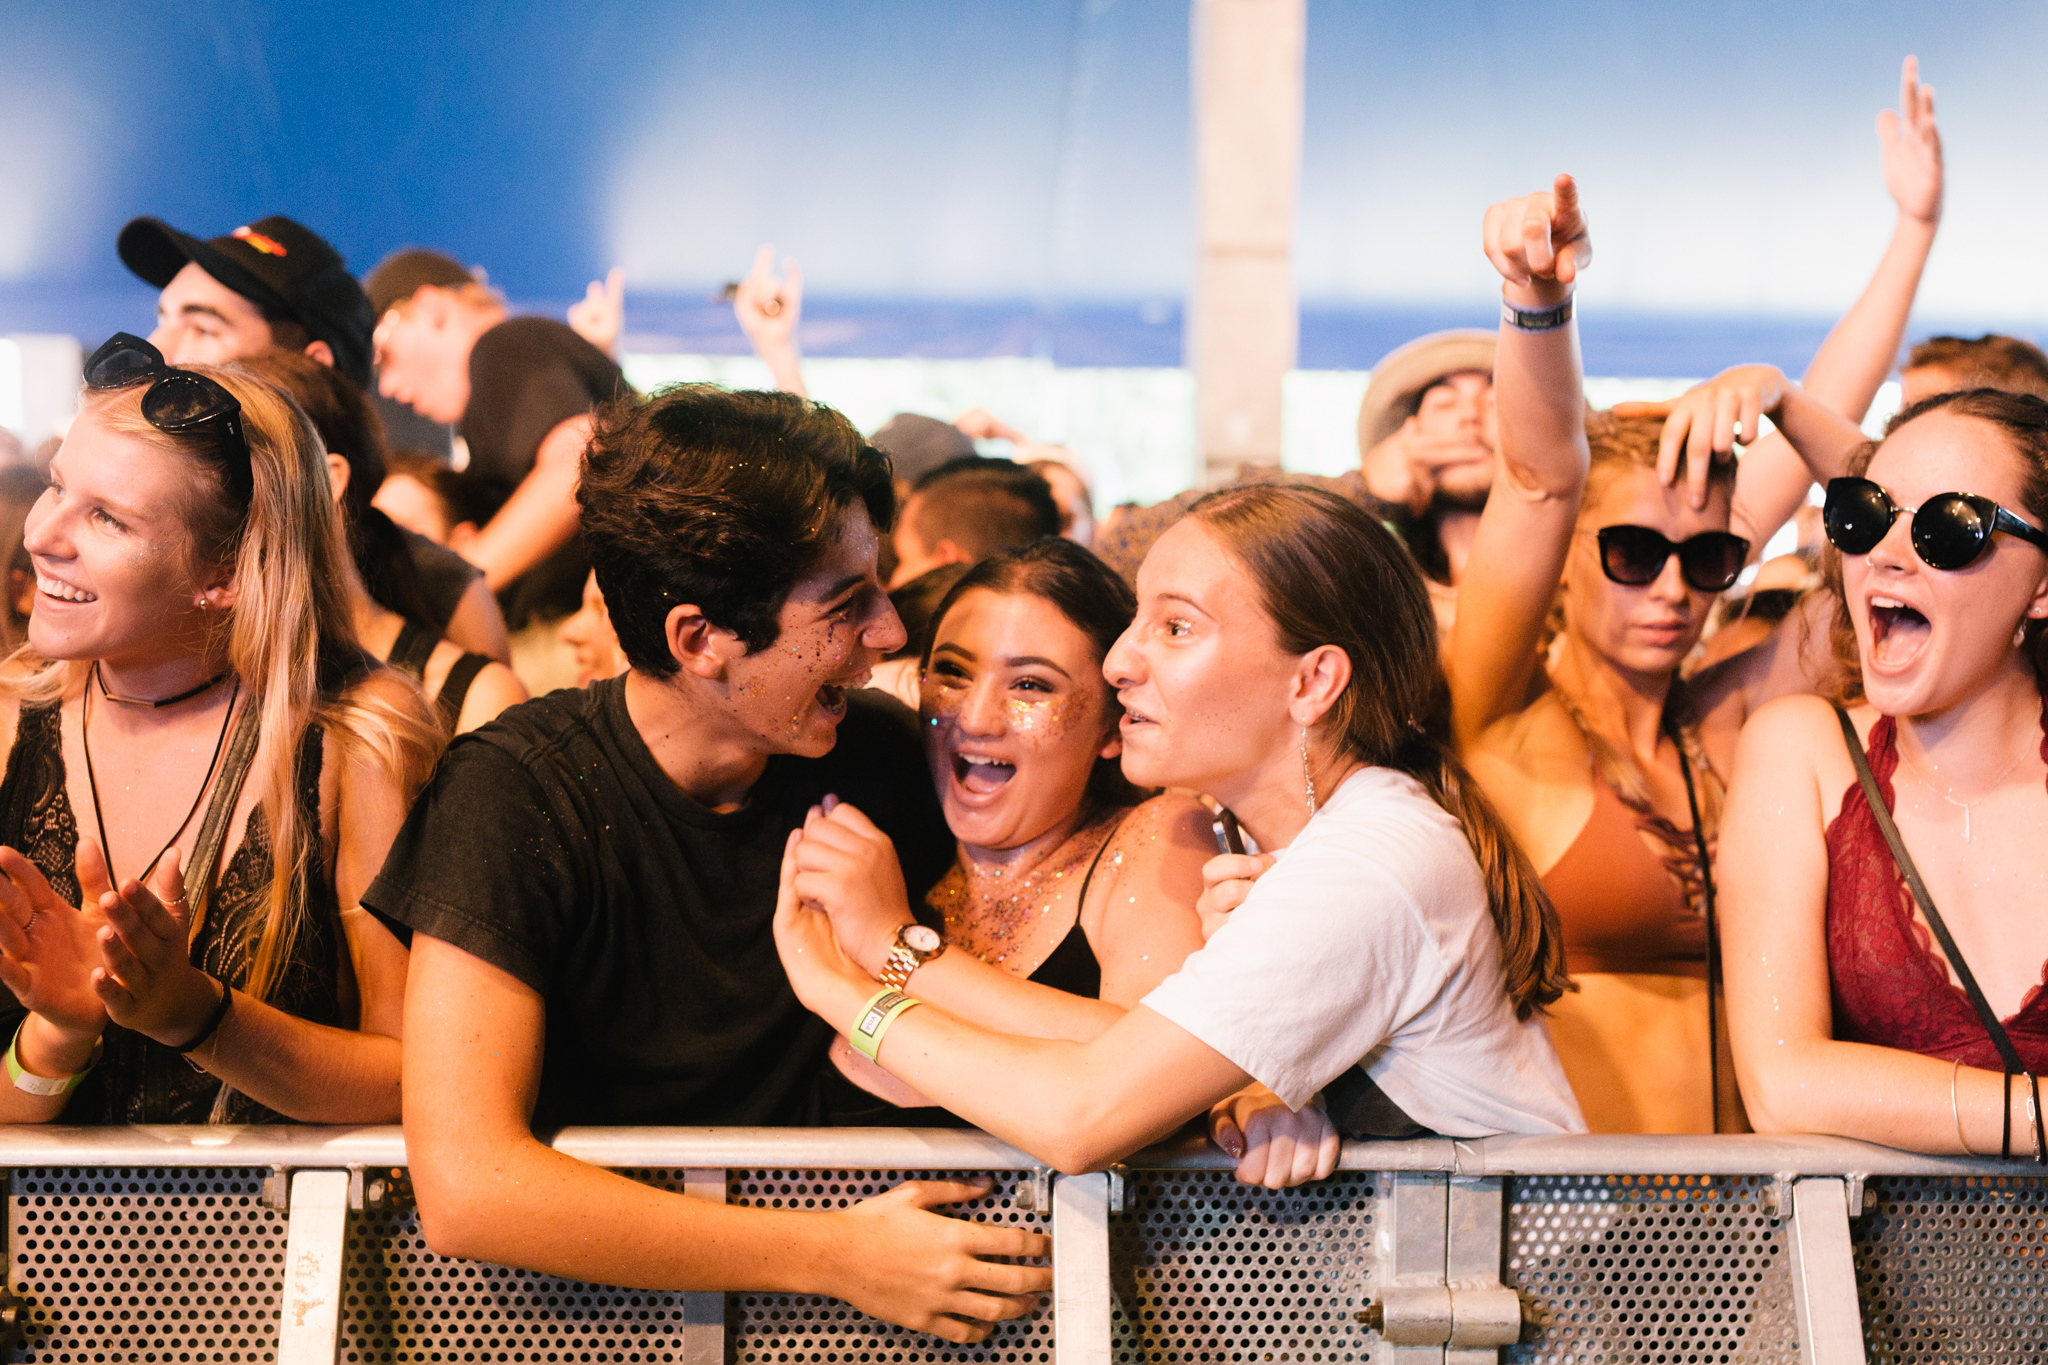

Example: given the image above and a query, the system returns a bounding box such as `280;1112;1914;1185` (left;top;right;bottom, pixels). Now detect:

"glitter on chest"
930;814;1120;967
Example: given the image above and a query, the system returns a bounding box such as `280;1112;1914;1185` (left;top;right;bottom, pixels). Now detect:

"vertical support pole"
277;1169;349;1365
681;1169;726;1365
1189;0;1305;484
1445;1176;1520;1360
1053;1172;1111;1365
1374;1171;1451;1362
1787;1177;1868;1365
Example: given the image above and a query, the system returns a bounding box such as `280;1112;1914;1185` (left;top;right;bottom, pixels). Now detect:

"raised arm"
1446;174;1592;745
1802;55;1942;422
735;245;806;397
1661;58;1940;537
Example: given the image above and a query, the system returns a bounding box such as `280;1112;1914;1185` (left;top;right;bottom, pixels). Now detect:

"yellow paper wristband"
849;987;923;1062
6;1020;101;1097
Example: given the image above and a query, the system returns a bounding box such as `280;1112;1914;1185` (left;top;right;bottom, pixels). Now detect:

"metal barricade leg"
682;1168;726;1365
1787;1176;1868;1365
1053;1171;1111;1365
278;1169;350;1365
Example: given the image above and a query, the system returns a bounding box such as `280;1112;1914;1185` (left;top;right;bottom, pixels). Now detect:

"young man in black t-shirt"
363;386;1047;1340
366;250;627;636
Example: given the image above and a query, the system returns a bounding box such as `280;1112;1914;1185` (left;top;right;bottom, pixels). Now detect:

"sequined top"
0;701;344;1123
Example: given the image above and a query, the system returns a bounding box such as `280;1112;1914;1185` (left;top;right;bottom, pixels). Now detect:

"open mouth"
952;752;1016;794
36;574;96;603
816;683;850;718
1869;595;1931;669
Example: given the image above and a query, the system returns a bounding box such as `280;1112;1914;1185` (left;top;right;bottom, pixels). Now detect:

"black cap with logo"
117;215;377;389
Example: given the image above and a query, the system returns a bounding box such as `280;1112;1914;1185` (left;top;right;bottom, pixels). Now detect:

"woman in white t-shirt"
775;485;1585;1175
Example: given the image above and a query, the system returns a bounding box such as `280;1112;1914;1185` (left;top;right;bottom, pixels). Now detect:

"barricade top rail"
0;1123;2039;1179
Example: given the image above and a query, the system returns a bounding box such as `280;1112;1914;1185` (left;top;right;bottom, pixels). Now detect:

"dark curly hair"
578;385;895;675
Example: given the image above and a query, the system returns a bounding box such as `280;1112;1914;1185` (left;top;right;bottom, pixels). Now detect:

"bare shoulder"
1114;792;1214;867
454;661;527;734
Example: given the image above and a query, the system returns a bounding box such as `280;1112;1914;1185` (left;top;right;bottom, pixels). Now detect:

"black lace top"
0;702;344;1123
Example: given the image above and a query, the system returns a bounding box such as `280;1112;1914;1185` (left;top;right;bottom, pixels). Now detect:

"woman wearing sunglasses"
1451;173;1917;1134
1721;389;2048;1157
0;335;442;1124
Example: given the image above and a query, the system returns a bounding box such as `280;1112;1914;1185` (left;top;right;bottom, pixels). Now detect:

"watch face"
904;925;943;953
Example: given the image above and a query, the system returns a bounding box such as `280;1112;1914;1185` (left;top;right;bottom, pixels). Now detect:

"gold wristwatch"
877;924;946;991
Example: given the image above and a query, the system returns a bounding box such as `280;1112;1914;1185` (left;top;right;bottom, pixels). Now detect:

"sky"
0;1;2042;365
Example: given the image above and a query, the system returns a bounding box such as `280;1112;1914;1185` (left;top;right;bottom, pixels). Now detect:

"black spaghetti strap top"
1024;816;1125;998
0;701;344;1123
386;617;491;732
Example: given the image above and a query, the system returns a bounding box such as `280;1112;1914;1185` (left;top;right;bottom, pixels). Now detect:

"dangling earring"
2017;619;2030;649
1300;726;1317;816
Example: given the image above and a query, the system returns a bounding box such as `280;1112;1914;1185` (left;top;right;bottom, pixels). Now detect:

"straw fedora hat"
1354;329;1497;455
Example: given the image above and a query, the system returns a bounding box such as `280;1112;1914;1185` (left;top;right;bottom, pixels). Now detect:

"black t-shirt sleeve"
360;735;577;992
462;321;620;490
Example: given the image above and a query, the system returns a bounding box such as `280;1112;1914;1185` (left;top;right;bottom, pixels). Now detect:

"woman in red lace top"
1723;389;2048;1153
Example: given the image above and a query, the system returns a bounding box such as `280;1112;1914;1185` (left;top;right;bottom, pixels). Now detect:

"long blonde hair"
10;365;443;1000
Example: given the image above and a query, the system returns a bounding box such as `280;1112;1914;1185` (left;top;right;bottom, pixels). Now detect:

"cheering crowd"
4;55;2048;1340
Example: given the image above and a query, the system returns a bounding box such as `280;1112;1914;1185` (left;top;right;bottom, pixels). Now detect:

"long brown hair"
1189;485;1570;1018
1824;387;2048;704
9;367;442;1001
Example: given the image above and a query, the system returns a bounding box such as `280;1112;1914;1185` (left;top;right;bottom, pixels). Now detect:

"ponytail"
1191;484;1571;1018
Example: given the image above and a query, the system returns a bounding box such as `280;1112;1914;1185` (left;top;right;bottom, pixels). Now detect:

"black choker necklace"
94;664;232;709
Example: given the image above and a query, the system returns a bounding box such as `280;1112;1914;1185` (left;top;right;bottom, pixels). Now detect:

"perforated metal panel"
1503;1173;1798;1363
340;1166;710;1360
331;1166;1047;1361
1111;1168;1377;1363
728;1167;1052;1362
7;1165;285;1362
1851;1173;2048;1362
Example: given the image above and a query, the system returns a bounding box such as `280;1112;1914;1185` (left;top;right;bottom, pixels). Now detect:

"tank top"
1541;767;1708;978
1826;710;2048;1069
0;702;345;1123
387;618;491;733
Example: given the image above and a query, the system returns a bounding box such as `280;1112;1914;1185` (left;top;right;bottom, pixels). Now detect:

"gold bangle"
1954;1058;1977;1156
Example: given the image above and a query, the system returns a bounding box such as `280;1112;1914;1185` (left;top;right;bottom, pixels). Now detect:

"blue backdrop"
1;1;2041;373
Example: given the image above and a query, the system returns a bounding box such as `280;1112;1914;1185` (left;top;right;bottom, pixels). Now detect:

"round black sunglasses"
1595;525;1751;593
1823;476;2048;571
82;333;253;508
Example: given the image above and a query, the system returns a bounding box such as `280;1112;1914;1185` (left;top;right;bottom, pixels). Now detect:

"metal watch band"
877;944;918;991
1501;297;1574;332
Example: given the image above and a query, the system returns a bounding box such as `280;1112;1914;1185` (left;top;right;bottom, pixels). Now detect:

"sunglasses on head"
82;333;253;508
1823;476;2048;571
1595;525;1751;593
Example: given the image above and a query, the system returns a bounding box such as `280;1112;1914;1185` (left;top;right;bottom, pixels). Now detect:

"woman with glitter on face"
812;538;1343;1187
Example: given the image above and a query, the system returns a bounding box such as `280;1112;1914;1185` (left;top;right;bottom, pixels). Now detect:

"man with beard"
1094;330;1496;634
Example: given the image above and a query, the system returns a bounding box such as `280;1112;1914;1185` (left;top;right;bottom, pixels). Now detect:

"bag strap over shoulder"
180;701;263;936
1832;704;2024;1074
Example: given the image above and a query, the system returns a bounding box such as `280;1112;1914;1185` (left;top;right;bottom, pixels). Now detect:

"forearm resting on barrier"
858;998;1252;1175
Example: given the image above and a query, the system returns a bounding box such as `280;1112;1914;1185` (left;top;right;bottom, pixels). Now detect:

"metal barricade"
0;1126;2041;1364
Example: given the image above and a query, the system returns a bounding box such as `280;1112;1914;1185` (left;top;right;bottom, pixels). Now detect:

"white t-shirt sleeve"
1141;768;1583;1136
